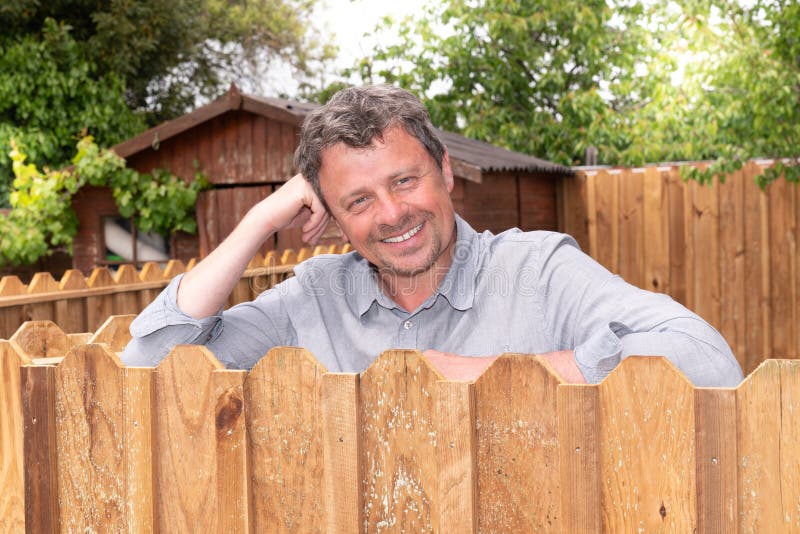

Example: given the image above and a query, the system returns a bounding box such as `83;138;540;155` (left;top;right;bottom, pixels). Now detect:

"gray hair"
294;84;445;209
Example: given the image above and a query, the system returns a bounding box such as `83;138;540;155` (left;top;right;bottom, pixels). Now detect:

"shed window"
101;217;169;266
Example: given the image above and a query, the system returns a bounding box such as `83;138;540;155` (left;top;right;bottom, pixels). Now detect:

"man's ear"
442;149;454;193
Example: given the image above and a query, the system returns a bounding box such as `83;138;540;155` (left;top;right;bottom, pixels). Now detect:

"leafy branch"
2;137;207;266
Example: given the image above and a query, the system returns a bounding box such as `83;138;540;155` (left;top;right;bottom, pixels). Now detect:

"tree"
349;0;800;186
1;0;333;123
0;19;145;205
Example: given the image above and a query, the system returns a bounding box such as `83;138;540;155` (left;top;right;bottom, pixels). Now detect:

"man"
122;85;743;386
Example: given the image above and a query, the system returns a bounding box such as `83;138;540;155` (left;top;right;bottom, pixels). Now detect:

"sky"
260;0;428;97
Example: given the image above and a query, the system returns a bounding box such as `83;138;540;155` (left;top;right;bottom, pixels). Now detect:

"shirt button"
403;320;413;330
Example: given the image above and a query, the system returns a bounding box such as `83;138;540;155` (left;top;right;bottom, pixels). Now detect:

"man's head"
294;84;446;209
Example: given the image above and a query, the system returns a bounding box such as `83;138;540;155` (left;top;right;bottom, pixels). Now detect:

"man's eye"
397;176;414;186
350;196;367;209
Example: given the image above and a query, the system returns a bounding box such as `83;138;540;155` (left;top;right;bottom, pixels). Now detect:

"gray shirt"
122;216;744;386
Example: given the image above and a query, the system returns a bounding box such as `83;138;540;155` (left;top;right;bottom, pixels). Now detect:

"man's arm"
177;174;329;318
121;174;328;367
538;233;744;386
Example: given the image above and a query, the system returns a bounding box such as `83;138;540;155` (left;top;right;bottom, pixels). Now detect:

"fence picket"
10;320;69;357
245;347;326;532
89;314;135;351
54;344;128;530
474;354;562;532
86;267;116;332
0;341;28;532
360;350;442;532
321;373;362;532
599;356;697;532
153;345;222;532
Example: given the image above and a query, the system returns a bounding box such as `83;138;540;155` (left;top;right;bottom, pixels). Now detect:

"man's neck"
378;264;451;312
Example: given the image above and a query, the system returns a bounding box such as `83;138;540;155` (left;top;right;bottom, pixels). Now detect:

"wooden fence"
0;244;349;339
561;161;799;375
3;318;800;532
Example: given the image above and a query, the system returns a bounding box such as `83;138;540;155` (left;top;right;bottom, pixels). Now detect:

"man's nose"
375;193;408;227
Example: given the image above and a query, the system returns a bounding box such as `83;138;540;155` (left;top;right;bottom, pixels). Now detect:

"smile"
381;223;423;243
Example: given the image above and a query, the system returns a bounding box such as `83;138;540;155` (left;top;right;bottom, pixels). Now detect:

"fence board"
0;341;28;533
718;169;747;368
215;369;248;532
743;165;768;374
245;347;325;532
667;171;688;306
21;363;59;533
594;170;618;273
26;272;58;323
123;366;155;533
113;264;142;312
360;350;441;532
557;384;601;534
321;373;362;533
89;314;135;352
86;268;116;332
619;170;645;287
693;178;721;328
54;344;128;531
768;178;796;358
695;388;737;533
643;167;669;293
56;270;87;334
435;380;477;533
474;355;562;532
154;345;223;532
599;357;697;532
11;320;69;357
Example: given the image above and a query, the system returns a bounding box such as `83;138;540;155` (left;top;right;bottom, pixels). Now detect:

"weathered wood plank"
435;380;477;533
593;170;619;273
474;354;562;532
245;347;326;532
10;320;69;358
692;178;721;329
89;314;135;352
619;170;645;287
0;341;29;533
557;384;601;534
55;270;88;334
321;373;362;533
215;369;248;532
695;388;737;533
154;345;222;532
768;178;795;357
123;366;155;532
599;357;697;532
667;169;688;306
743;163;767;374
643;167;670;294
360;350;441;532
21;363;60;533
54;344;127;531
718;169;747;369
86;268;116;332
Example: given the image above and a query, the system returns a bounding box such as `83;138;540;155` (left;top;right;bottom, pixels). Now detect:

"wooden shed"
71;84;572;271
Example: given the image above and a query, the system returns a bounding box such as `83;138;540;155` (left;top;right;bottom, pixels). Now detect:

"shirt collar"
352;214;480;316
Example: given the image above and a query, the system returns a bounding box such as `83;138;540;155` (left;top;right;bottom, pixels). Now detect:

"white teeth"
382;223;423;243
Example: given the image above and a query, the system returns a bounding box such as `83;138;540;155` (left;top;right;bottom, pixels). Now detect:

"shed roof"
113;84;573;182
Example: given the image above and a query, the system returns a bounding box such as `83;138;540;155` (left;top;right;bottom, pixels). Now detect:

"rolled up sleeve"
540;234;744;386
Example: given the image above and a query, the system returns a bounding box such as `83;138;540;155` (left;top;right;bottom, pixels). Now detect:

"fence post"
0;341;29;532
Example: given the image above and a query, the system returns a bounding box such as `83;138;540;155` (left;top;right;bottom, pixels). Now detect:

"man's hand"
423;349;586;383
254;174;330;245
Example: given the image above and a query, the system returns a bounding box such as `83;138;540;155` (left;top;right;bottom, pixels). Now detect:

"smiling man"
122;85;743;386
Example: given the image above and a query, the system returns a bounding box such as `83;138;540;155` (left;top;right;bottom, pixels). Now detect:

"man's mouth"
381;222;423;243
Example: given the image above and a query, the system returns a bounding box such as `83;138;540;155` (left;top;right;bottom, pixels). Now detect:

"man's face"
318;126;456;280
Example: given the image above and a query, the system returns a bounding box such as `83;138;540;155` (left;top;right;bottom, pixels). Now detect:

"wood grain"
56;269;88;334
21;363;60;533
321;373;362;533
473;354;562;532
54;344;127;531
718;169;747;369
245;346;326;532
0;341;30;533
557;384;601;534
10;320;69;358
643;167;670;294
435;379;477;533
215;369;248;532
619;169;645;287
360;350;441;532
598;357;697;532
153;345;223;532
86;267;116;332
695;387;737;533
89;314;135;352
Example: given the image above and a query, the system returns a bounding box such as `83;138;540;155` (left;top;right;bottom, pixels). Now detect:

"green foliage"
1;138;207;266
1;0;333;124
0;19;145;205
349;0;800;187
